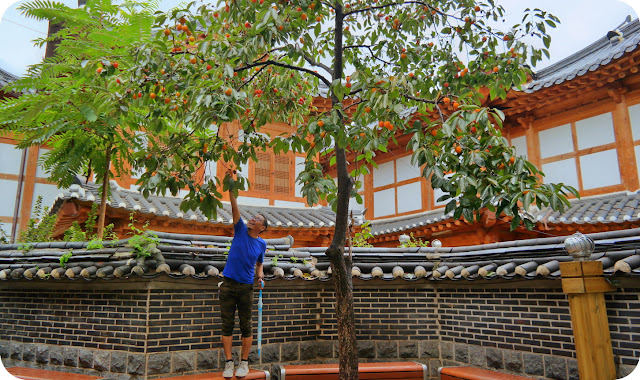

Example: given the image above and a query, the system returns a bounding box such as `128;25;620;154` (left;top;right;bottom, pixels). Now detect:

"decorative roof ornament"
564;232;595;261
607;15;632;45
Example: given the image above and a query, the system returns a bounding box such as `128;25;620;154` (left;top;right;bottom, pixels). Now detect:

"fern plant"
352;221;373;248
63;203;118;243
0;0;159;240
127;213;158;258
18;196;58;243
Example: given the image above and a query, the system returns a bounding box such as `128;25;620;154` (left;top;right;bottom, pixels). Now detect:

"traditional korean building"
359;17;640;247
4;18;640;251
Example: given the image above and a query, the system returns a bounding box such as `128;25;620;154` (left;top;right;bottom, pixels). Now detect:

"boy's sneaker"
223;360;234;378
235;360;249;377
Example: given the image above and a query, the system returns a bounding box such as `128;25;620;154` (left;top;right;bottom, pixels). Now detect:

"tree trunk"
328;2;358;377
96;145;112;240
326;145;358;379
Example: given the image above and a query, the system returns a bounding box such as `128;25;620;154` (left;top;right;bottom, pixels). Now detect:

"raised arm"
229;188;240;225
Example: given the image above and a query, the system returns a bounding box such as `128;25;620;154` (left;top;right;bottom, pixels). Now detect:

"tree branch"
303;53;333;77
344;43;393;66
235;60;331;87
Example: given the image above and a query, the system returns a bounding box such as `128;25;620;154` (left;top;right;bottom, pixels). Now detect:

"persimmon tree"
0;0;157;239
2;0;575;377
121;1;574;377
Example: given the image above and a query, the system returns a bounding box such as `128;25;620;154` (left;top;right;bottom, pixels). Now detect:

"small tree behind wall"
0;0;157;239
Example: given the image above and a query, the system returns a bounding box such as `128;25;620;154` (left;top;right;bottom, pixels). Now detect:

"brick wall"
0;281;638;379
605;288;640;368
0;289;148;352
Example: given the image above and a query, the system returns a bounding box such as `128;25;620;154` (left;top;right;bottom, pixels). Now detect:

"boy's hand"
258;278;265;289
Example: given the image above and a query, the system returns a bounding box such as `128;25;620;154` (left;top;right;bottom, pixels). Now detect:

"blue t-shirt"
222;219;266;284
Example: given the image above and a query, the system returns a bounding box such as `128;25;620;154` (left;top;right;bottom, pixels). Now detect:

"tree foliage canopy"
1;0;575;227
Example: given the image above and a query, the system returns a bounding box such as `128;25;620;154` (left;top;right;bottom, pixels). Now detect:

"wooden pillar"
18;147;40;233
610;91;639;191
560;261;617;380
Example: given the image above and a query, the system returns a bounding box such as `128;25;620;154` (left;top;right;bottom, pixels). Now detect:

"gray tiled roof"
523;18;640;93
0;67;18;89
370;191;640;236
1;227;639;282
52;181;347;228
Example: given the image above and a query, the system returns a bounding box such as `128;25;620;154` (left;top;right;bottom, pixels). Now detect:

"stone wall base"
2;340;637;379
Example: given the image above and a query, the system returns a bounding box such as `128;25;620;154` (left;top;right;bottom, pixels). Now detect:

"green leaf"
80;106;97;122
510;214;521;231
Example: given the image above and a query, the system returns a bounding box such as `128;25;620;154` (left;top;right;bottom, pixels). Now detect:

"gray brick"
523;353;544;376
441;341;454;360
376;341;397;359
420;341;439;359
127;353;146;376
399;341;418;358
300;341;317;361
281;342;299;362
78;349;93;369
197;349;218;370
93;350;110;372
111;351;127;373
470;345;485;368
172;351;195;373
454;344;469;363
504;350;522;373
357;341;375;359
486;347;503;369
544;356;567;380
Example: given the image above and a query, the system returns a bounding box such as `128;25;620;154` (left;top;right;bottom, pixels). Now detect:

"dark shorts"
219;277;254;338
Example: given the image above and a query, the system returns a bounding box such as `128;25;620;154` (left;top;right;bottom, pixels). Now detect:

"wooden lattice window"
274;156;290;194
255;152;271;192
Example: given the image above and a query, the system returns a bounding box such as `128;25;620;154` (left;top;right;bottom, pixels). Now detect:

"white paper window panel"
31;183;61;214
396;155;420;182
295;157;306;197
373;160;395;188
628;103;640;141
0;144;23;175
396;182;422;214
274;200;306;207
575;113;615;150
542;159;579;189
539;124;573;159
237;196;270;206
432;187;449;206
349;194;366;213
238;162;249;176
511;135;528;159
636;146;640;182
36;148;51;178
204;161;217;179
579;149;621;190
1;223;13;237
0;180;17;216
374;188;395;217
130;184;140;191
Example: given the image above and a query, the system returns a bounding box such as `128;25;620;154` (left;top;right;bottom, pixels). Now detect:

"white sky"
0;0;638;77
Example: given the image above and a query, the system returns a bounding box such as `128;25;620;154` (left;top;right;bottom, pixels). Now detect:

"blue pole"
258;288;263;357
